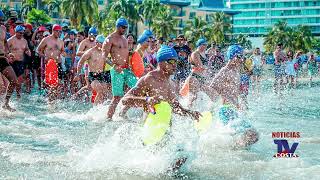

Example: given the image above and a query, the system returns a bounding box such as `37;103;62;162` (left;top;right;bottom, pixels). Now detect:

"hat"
0;10;4;17
24;23;33;31
156;45;178;63
88;27;98;36
95;34;105;43
52;24;62;31
15;25;25;33
143;29;153;36
196;38;207;48
116;17;128;28
38;26;47;32
226;45;244;60
137;34;148;44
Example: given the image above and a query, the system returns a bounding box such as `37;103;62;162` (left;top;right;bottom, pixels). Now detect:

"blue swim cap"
0;10;4;17
137;34;148;44
88;27;98;36
156;45;178;63
116;17;128;28
95;34;105;43
196;38;207;48
15;25;25;33
142;29;153;37
227;45;244;60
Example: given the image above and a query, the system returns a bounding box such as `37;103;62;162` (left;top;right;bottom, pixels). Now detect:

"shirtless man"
75;35;111;105
73;27;98;99
182;39;214;107
273;43;286;94
102;18;138;119
7;25;31;97
36;24;65;101
209;45;259;148
119;45;201;171
0;10;17;111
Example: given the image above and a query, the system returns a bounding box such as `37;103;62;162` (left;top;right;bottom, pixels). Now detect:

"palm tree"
21;0;35;20
293;25;313;52
209;12;231;45
110;0;141;33
184;16;209;44
235;34;252;50
61;0;98;28
151;6;177;39
45;0;62;18
263;21;291;52
138;0;161;28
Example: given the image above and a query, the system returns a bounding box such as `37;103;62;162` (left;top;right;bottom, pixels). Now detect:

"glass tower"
230;0;320;36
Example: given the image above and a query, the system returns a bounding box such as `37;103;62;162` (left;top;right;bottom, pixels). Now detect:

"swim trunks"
64;57;72;74
11;61;25;77
23;55;33;70
33;55;41;70
0;56;10;72
274;64;285;78
191;72;206;83
110;67;137;96
88;71;111;84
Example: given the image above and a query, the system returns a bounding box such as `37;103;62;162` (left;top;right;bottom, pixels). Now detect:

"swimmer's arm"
102;37;112;60
31;30;37;44
76;41;86;56
122;77;149;108
191;52;204;69
36;38;46;57
77;50;91;74
273;52;279;64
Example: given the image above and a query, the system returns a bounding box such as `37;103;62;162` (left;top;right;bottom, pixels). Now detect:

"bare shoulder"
7;36;15;42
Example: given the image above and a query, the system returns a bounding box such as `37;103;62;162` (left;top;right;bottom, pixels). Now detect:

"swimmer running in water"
36;24;65;101
75;35;112;105
102;18;138;120
0;10;17;111
119;45;201;171
209;45;259;148
73;27;98;100
182;38;216;107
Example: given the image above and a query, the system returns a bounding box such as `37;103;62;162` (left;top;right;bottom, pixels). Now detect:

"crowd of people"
2;9;320;170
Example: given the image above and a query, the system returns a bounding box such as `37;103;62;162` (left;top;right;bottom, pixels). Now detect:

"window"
189;12;196;19
98;0;104;5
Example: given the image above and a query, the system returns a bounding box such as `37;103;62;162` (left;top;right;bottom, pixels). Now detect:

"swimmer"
7;25;31;97
0;9;17;111
119;45;201;171
273;43;286;94
74;35;112;105
182;38;215;107
73;27;98;100
36;24;65;101
102;18;138;120
209;45;259;147
250;47;264;94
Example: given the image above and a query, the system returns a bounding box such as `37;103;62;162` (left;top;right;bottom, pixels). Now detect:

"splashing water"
0;80;320;179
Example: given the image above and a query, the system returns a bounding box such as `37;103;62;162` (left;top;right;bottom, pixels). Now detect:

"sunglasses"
167;59;176;64
120;26;128;29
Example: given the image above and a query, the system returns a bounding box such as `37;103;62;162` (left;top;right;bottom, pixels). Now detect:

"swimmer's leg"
170;157;187;173
91;80;104;105
1;66;17;111
188;77;200;108
107;96;122;119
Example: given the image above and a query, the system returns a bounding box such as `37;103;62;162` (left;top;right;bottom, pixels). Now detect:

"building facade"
230;0;320;36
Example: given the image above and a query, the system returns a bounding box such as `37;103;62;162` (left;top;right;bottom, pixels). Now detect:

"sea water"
0;79;320;179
